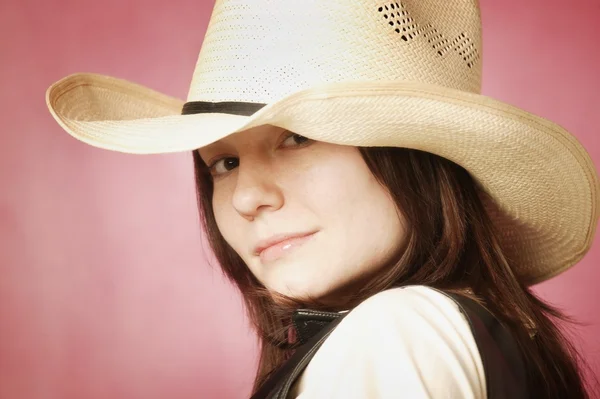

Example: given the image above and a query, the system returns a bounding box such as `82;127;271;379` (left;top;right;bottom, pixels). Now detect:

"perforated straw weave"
46;0;599;284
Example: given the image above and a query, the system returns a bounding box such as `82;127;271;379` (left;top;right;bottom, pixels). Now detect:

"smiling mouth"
257;232;318;264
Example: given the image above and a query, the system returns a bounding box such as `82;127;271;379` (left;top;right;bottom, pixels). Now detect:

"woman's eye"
207;133;311;178
210;157;239;176
281;133;312;148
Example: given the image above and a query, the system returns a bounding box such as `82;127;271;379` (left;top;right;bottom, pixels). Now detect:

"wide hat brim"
46;72;600;285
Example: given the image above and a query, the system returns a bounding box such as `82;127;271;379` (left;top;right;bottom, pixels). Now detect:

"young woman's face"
198;125;407;300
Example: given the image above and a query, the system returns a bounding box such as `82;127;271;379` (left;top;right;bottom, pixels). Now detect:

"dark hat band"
181;101;266;116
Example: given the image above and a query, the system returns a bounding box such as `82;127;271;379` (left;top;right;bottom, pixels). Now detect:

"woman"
45;0;599;397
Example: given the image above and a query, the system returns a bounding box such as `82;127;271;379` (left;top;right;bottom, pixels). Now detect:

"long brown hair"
192;145;594;398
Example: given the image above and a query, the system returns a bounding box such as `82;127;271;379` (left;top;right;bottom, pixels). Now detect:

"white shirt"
289;285;487;398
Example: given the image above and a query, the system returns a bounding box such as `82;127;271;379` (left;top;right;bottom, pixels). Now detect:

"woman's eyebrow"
199;139;235;159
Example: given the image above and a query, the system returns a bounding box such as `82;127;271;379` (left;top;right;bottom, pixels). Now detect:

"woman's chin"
267;275;335;305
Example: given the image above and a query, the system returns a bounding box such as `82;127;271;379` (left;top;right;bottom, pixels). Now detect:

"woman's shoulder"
291;285;487;398
345;285;472;326
355;284;463;307
335;285;485;356
334;285;483;354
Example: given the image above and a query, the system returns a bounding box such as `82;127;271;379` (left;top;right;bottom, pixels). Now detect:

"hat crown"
186;0;483;103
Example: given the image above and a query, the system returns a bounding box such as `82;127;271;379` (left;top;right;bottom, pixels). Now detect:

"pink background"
1;0;599;397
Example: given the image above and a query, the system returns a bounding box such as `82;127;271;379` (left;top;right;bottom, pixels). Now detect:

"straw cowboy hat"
46;0;599;284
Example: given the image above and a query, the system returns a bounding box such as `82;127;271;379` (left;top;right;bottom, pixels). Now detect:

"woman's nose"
231;161;284;220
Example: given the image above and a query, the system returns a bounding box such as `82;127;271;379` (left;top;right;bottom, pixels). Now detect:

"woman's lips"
258;232;317;263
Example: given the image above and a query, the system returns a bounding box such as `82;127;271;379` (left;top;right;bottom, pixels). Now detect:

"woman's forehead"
200;125;289;152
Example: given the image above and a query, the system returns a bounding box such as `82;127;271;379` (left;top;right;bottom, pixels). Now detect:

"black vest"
250;289;529;399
